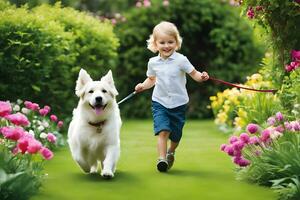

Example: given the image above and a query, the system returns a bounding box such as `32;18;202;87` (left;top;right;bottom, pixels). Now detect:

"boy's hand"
200;71;209;81
135;83;145;93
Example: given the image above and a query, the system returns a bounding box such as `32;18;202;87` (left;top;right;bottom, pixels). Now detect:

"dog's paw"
101;170;114;179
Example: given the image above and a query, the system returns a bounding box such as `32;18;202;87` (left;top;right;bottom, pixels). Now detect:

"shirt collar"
158;51;177;61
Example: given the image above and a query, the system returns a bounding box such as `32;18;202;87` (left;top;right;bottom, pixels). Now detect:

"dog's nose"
95;96;102;103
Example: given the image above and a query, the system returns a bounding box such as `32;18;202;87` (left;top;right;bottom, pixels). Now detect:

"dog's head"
75;69;118;115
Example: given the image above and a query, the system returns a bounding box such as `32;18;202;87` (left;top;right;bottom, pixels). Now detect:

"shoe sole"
157;161;168;172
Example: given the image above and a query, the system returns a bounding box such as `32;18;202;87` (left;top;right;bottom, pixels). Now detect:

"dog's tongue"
95;107;103;115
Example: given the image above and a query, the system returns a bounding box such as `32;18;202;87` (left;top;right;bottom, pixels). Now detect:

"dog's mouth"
89;103;107;115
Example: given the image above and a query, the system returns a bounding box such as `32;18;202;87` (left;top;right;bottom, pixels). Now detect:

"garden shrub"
0;3;119;118
115;0;264;118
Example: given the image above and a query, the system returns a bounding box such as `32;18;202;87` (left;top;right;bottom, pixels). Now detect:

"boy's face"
155;32;177;59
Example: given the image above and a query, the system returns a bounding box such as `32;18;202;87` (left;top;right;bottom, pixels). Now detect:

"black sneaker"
166;151;175;169
157;158;168;172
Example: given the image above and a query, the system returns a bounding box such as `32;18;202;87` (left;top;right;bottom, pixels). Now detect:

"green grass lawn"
31;120;277;200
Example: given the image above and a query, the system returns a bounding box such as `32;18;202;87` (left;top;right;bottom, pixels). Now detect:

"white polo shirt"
146;51;195;109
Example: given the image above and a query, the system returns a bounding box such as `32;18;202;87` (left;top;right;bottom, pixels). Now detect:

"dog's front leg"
101;145;120;179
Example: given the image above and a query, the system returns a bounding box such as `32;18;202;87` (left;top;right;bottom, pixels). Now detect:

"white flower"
42;121;49;128
17;99;23;105
13;105;20;112
28;130;35;137
37;125;45;131
21;107;30;114
40;132;47;139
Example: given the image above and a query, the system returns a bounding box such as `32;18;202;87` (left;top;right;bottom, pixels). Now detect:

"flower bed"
0;100;65;200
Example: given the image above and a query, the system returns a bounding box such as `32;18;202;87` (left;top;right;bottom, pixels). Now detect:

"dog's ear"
101;70;118;96
75;69;92;97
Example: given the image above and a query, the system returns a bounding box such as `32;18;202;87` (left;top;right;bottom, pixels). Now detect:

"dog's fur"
68;69;121;178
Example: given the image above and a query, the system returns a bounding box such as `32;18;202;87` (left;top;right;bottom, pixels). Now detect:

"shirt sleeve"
181;56;195;74
146;59;155;77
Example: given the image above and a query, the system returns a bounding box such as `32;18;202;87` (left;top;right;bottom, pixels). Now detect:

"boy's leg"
157;130;170;159
166;141;178;169
157;130;170;172
169;141;179;153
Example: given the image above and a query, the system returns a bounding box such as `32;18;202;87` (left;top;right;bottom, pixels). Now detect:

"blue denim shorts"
151;101;187;143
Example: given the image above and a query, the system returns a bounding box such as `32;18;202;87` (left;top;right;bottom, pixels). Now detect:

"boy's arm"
189;69;209;82
135;76;156;93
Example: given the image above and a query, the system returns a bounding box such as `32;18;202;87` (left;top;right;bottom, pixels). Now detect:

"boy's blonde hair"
147;21;182;53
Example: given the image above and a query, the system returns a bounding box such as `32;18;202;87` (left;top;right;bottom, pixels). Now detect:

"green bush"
115;0;264;118
0;3;119;117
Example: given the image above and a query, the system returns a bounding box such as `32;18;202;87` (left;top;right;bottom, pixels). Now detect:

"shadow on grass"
72;170;140;183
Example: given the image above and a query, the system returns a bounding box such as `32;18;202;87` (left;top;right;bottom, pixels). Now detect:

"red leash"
209;77;278;94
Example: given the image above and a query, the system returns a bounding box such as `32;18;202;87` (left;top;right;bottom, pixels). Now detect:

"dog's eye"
88;90;94;93
102;89;107;93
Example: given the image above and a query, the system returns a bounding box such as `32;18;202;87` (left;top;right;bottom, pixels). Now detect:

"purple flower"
267;117;276;126
249;136;260;145
246;123;259;134
275;112;284;122
291;50;300;61
220;144;227;151
275;125;285;133
261;129;271;142
232;141;245;151
238;158;251;167
229;136;239;144
224;145;235;156
240;133;250;144
247;7;255;19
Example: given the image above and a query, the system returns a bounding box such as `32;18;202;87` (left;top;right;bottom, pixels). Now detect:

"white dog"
68;69;121;179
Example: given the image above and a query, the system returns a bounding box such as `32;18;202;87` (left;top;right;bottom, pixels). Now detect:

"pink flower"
163;0;169;6
220;144;227;151
39;108;49;116
57;121;64;128
247;7;255;19
0;101;12;117
275;112;284;121
232;141;245;151
17;134;33;154
240;133;250;143
47;133;57;143
275;125;284;133
111;18;117;25
143;0;151;7
291;50;300;61
229;135;239;144
232;156;250;167
249;136;260;145
238;157;250;167
0;126;25;141
50;114;58;122
224;145;235;156
246;123;259;134
267;117;276;126
27;139;42;154
40;147;54;160
261;129;271;142
136;1;142;7
5;112;30;126
285;64;294;72
24;101;40;111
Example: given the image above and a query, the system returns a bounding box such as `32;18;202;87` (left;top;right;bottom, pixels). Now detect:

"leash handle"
209;77;278;93
118;91;137;105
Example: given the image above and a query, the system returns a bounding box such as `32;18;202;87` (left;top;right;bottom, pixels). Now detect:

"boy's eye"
89;90;94;93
